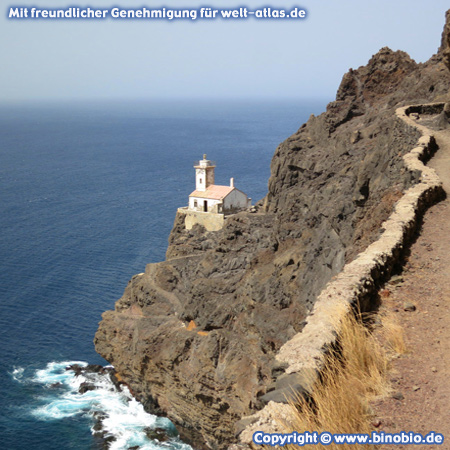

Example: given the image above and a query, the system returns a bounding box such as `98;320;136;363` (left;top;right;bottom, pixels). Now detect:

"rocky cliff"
95;13;450;450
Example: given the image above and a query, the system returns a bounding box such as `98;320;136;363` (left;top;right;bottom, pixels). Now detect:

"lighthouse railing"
193;160;216;167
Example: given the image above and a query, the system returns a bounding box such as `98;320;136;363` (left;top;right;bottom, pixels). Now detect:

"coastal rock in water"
95;11;450;450
79;382;97;394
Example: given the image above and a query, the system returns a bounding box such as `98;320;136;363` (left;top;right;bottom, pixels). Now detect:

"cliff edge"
95;13;450;450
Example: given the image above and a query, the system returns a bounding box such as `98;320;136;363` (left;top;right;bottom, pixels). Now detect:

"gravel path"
373;126;450;449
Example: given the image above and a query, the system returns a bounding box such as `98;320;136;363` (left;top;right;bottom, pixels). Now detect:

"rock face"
95;13;450;450
441;9;450;71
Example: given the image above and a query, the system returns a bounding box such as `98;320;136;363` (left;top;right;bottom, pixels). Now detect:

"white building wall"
189;196;222;212
223;189;250;212
195;166;215;191
195;168;206;191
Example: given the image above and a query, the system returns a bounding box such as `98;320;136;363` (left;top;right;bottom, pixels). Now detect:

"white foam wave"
21;361;192;450
11;366;25;382
33;361;87;387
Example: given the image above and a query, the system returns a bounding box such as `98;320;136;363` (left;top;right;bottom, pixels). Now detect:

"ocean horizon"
0;99;327;449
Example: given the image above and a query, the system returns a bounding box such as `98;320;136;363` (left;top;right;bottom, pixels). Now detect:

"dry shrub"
279;312;390;450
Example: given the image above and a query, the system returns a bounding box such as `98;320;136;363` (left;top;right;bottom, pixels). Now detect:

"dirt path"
373;127;450;449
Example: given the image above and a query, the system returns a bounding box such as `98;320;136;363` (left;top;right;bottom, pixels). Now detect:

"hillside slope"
95;13;450;449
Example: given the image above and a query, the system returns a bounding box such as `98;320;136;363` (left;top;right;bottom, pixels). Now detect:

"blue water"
0;99;327;449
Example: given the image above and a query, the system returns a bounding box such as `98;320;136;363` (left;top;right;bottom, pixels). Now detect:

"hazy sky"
1;0;449;102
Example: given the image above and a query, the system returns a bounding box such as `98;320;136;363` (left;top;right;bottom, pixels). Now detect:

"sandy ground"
372;128;450;449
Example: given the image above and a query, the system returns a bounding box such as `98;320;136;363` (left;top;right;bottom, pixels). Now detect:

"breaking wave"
12;361;192;450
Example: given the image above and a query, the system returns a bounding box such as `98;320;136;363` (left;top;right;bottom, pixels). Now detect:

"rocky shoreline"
65;363;179;449
95;11;450;450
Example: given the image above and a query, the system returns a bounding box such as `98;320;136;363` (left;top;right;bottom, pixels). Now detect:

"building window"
199;178;202;184
194;200;198;208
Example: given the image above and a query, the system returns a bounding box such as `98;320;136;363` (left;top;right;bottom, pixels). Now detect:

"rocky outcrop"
441;9;450;71
238;105;445;444
95;12;450;450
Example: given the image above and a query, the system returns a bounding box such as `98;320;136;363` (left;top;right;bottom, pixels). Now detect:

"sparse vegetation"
277;310;405;450
379;313;407;356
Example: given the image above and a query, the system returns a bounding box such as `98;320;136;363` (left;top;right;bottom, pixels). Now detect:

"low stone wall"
404;102;445;117
234;103;445;447
178;208;225;231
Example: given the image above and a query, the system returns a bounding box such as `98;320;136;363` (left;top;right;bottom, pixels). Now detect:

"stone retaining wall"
178;208;225;231
234;103;446;447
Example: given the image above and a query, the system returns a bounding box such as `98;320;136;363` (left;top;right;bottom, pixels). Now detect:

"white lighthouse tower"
179;155;251;231
194;154;215;192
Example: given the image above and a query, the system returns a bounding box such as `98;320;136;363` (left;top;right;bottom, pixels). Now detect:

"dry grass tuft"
336;312;390;399
379;314;407;355
278;311;392;450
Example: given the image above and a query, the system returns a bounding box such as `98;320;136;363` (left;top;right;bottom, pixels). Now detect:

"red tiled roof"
189;185;234;200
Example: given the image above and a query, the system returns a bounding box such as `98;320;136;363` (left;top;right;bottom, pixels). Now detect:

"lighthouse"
194;154;215;192
178;155;251;231
188;155;251;214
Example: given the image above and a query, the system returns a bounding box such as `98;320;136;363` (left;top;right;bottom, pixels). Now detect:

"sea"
0;99;327;450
